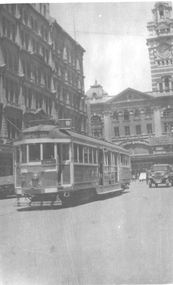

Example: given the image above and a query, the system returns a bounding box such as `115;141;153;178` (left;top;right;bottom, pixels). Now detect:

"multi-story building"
86;2;173;178
0;3;87;178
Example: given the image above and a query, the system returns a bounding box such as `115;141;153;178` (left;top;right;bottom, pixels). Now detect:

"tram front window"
21;145;27;163
43;143;54;159
29;144;40;161
63;144;69;161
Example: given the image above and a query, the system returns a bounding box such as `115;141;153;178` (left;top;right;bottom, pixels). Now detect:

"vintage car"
148;164;173;188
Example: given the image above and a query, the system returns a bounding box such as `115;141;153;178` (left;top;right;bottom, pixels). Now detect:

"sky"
50;2;156;95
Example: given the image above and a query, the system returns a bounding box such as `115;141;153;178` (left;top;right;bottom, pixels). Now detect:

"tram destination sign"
59;119;72;130
24;132;49;139
41;158;56;166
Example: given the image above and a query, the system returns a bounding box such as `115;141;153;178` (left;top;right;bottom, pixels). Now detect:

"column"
153;107;162;137
103;111;112;142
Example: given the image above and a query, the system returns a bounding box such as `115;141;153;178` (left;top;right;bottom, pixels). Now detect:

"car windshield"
151;165;167;171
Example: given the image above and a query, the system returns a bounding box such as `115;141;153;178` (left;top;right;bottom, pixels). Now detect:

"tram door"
98;149;103;185
57;144;62;184
57;143;71;185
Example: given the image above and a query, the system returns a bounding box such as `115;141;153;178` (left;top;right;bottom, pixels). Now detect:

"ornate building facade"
0;3;87;138
86;2;173;177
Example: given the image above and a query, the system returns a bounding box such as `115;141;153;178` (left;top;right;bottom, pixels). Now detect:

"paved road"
1;182;173;285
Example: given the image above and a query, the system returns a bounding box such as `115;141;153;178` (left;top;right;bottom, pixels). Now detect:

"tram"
13;122;131;206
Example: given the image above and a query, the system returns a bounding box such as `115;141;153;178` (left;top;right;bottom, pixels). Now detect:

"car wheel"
166;179;169;187
155;183;158;187
148;180;152;188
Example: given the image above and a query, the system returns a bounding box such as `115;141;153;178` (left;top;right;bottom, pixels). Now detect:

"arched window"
124;110;129;121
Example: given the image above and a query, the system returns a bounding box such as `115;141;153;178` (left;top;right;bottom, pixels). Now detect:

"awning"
4;105;23;130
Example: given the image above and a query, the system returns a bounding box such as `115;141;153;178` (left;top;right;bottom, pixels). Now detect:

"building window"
35;20;38;33
12;24;15;41
36;42;39;54
136;125;141;135
24;10;28;25
134;109;140;118
44;5;46;17
165;77;170;92
147;124;152;134
113;111;118;120
124;110;129;121
7;20;10;38
45;29;48;42
28;89;32;109
2;17;6;35
27;63;31;78
32;38;35;52
159;83;163;93
159;6;164;19
11;4;16;15
46;49;49;63
9;52;12;69
14;57;18;72
40;3;42;14
25;34;29;50
114;126;119;137
125;126;130;136
164;123;169;132
10;81;13;102
31;16;34;29
146;108;152;117
41;25;44;37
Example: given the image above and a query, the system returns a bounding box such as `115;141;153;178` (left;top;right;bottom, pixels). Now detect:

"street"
1;181;173;285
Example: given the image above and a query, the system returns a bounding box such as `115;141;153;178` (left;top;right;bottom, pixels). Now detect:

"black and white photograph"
1;1;173;284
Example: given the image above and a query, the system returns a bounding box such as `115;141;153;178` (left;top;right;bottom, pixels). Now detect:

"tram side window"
84;147;88;163
89;147;92;163
121;154;125;165
16;147;20;163
21;145;27;163
43;143;54;160
63;144;69;161
93;148;97;164
108;152;111;165
79;145;83;163
74;143;78;162
29;144;40;161
113;153;117;165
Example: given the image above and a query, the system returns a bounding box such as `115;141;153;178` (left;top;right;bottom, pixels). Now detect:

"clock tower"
147;2;173;94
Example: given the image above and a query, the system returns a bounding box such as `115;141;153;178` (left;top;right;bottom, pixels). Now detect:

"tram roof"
15;125;69;141
15;125;129;154
66;130;129;154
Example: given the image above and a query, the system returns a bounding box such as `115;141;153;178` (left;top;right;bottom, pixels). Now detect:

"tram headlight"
32;173;39;187
32;173;39;180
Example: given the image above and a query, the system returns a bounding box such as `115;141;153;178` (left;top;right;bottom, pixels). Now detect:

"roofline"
50;17;85;53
